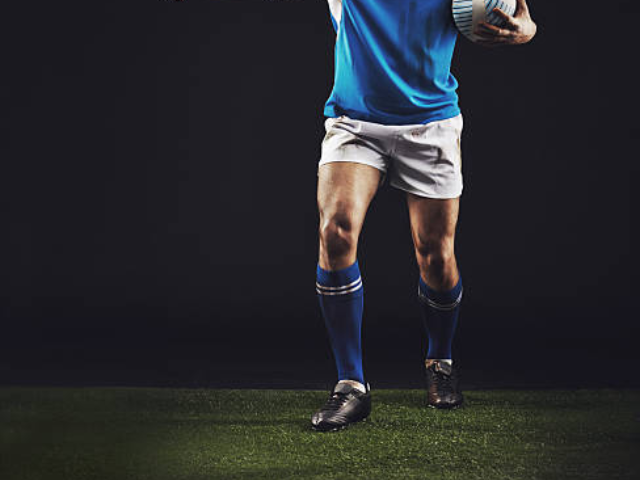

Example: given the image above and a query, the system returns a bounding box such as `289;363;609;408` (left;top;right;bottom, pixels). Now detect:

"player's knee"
319;214;357;259
415;236;454;269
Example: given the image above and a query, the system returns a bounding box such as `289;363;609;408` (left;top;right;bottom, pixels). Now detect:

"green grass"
1;388;638;480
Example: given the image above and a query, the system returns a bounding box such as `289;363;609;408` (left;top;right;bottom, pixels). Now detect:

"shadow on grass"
207;417;310;428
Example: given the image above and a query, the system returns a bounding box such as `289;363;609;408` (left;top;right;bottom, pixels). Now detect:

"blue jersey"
324;0;460;125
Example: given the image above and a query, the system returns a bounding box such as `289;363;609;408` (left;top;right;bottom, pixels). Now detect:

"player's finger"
477;22;508;35
473;28;514;43
475;22;511;37
492;8;519;30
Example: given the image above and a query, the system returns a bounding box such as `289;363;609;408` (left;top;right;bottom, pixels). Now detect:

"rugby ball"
452;0;517;42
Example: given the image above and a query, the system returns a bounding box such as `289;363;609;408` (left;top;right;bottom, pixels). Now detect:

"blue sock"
418;275;463;360
316;261;365;384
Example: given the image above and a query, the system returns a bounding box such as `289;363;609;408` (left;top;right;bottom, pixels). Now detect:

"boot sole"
311;414;370;432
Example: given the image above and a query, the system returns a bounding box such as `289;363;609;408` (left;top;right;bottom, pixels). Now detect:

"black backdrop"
1;0;637;388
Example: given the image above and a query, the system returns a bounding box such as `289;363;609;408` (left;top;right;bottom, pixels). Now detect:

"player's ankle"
336;379;367;393
425;358;453;368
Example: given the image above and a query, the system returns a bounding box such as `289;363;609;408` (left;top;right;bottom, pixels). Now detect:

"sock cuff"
418;275;463;310
316;261;362;296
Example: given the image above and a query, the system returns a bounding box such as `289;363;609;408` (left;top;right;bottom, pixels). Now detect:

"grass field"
1;388;638;480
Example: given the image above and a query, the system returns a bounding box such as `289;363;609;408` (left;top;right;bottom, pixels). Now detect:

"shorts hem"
317;158;388;174
389;182;463;199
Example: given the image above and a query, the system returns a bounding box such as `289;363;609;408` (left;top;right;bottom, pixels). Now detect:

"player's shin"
316;261;365;387
418;275;463;363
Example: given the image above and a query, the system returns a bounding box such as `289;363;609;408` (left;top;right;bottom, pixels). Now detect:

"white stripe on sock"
418;286;463;311
316;276;362;292
316;279;363;296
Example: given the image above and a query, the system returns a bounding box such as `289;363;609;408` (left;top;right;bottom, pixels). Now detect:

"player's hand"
474;0;537;47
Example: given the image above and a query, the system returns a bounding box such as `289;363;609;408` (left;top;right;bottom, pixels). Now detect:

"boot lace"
430;365;455;394
322;392;350;412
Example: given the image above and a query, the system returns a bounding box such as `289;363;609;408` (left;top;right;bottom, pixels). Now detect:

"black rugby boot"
425;360;463;409
311;382;371;431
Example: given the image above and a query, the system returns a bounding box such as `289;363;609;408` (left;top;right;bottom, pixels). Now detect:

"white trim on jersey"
327;0;343;33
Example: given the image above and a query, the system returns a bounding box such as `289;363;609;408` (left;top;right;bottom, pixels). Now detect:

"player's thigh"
317;162;382;233
406;193;460;248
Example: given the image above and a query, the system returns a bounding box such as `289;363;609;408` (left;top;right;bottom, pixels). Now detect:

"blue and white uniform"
324;0;460;126
315;2;468;408
319;0;464;199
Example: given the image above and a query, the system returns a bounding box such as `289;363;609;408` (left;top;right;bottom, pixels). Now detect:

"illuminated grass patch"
1;388;638;479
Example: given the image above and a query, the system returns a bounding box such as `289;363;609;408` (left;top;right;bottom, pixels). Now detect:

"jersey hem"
323;105;461;127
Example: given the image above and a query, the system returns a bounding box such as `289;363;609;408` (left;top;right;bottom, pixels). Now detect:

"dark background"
1;0;637;389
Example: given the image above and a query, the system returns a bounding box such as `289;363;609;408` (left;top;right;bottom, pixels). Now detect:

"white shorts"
318;114;463;199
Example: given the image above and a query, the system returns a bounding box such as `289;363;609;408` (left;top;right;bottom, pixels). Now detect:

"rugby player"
311;0;536;431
